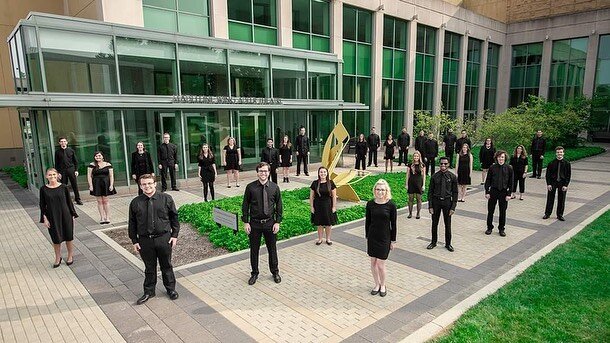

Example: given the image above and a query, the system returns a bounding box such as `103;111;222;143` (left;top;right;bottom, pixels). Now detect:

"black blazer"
158;143;178;164
131;151;154;176
546;159;571;187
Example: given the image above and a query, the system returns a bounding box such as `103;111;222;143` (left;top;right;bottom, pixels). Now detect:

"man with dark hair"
455;130;472;153
423;133;439;176
158;132;179;192
484;150;514;237
261;138;280;184
427;156;458;252
367;127;381;167
414;130;427;154
242;162;283;285
55;137;82;205
397;127;411;166
295;126;310;176
543;146;571;221
443;129;458;167
129;174;180;305
530;130;546;179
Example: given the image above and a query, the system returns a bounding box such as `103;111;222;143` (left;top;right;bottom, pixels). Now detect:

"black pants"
487;188;509;232
296;153;308;175
431;198;452;246
398;146;409;165
139;232;176;295
355;154;366;170
248;221;279;276
202;181;215;201
269;166;278;184
445;149;454;167
425;157;436;176
367;148;378;166
160;163;177;191
545;182;567;217
532;152;543;177
512;176;525;193
59;167;81;201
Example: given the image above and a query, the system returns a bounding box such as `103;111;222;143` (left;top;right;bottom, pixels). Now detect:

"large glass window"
441;31;460;117
39;29;117;94
549;37;588;102
9;29;29;93
179;45;228;96
381;16;407;137
228;0;277;45
272;56;306;99
229;50;269;97
143;0;210;37
292;0;330;52
464;38;482;120
509;42;542;107
22;27;43;92
117;38;177;95
592;35;610;137
485;43;500;112
308;60;336;100
415;25;436;112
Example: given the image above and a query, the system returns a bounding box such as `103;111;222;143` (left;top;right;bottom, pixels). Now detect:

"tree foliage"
413;111;458;141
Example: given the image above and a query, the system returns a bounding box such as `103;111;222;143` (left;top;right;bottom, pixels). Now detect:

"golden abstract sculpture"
321;121;369;202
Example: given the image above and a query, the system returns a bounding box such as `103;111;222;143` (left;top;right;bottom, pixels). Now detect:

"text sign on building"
212;207;239;235
172;95;283;105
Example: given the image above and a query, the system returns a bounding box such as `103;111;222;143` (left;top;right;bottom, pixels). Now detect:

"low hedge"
1;166;27;188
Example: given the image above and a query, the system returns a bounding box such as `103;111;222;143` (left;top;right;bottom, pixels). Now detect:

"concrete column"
277;0;292;48
456;34;468;124
496;43;511;112
538;38;553;99
330;0;343;57
370;9;384;131
477;39;489;118
583;34;599;98
405;20;417;141
210;0;228;39
432;27;445;116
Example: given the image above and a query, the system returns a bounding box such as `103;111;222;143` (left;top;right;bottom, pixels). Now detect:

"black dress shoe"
543;214;550;219
407;214;412;218
53;257;62;268
136;293;155;305
557;216;565;221
248;275;258;285
485;229;492;235
446;245;454;252
537;176;541;179
171;188;180;191
379;288;387;297
75;200;83;205
273;273;282;283
66;258;74;266
426;243;436;250
499;231;506;237
305;173;309;176
167;290;179;300
370;288;380;295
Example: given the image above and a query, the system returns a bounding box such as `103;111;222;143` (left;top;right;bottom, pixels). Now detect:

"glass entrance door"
237;112;269;164
19;111;39;189
184;112;219;177
158;111;184;178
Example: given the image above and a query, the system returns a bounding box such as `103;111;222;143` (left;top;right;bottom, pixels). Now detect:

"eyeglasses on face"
141;182;155;186
440;162;449;165
374;188;387;192
258;170;270;173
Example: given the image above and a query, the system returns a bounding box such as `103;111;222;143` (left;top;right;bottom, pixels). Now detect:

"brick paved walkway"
0;148;608;342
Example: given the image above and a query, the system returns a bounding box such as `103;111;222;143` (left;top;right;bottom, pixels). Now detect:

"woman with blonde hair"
365;179;397;297
405;150;426;219
222;136;242;187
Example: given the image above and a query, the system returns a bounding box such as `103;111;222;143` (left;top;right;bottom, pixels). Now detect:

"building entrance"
236;111;269;164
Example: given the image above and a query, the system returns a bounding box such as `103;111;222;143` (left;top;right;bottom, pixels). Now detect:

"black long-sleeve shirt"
261;147;280;167
296;135;310;153
131;151;154;176
241;180;283;223
531;136;546;154
443;133;457;152
54;147;78;171
546;159;571;187
367;133;380;148
365;200;397;242
414;135;427;152
355;141;368;156
424;139;439;158
158;142;178;165
428;170;458;211
128;192;180;244
485;163;514;194
456;137;472;151
397;133;411;148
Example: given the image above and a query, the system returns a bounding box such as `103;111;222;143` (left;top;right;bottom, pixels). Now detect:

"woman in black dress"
383;134;397;173
405;151;426;219
198;143;217;202
222;137;242;188
310;167;337;245
365;179;397;297
510;145;529;200
87;151;116;224
40;168;78;268
355;133;368;175
131;141;154;195
479;137;496;184
279;135;293;183
456;143;473;202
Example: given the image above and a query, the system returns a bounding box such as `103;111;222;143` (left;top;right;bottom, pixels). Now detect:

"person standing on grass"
261;138;280;184
54;137;82;205
367;127;381;168
383;134;397;173
484;151;514;237
479;137;496;185
279;135;293;183
427;157;458;252
158;132;179;192
456;143;473;202
544;146;571;221
131;142;154;196
443;128;458;168
397;127;411;166
242;162;283;285
355;133;368;175
510;145;528;200
310;167;337;246
198;143;217;202
423;132;439;176
405;151;426;219
365;179;397;297
129;174;180;305
530;130;546;179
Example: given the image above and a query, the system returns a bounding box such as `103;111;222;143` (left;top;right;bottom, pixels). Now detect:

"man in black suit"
158;132;179;192
295;126;310;176
261;138;280;184
55;137;82;205
367;127;380;167
427;157;458;252
455;130;472;152
543;146;571;221
397;127;411;166
443;129;458;167
530;130;546;179
423;133;439;176
414;130;427;154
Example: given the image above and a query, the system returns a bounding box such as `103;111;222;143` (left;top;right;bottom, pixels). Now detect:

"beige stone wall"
461;0;610;23
461;0;508;23
62;0;103;20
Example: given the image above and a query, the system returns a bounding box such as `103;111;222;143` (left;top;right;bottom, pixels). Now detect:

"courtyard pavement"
0;148;608;342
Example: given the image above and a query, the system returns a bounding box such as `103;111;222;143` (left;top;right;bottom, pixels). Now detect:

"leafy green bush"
2;166;28;188
413;111;458;140
470;146;604;171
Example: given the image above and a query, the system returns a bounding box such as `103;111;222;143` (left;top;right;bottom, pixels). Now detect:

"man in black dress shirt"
55;137;82;205
367;127;381;167
484;151;514;236
414;130;427;154
530;130;546;179
397;127;411;166
158;132;179;192
261;138;280;184
295;126;310;176
443;129;458;168
128;174;180;305
424;133;439;176
544;146;571;221
242;162;283;285
427;157;458;252
455;130;472;153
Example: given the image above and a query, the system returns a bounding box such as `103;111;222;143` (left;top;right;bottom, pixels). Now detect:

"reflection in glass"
308;60;336;100
179;45;228;96
273;56;306;99
22;26;43;92
117;38;177;95
229;50;269;97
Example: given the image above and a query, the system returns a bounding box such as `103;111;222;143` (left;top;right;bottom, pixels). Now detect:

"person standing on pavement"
295;126;310;176
456;143;473;202
129;174;180;305
414;130;427;154
222;137;242;188
484;151;514;237
397;127;411;166
479;138;496;185
443;129;458;168
261;138;280;184
355;133;368;175
242;162;283;285
131;142;154;196
530;130;546;179
405;151;426;219
310;167;337;246
456;130;472;152
383;134;397;173
427;157;458;252
279;135;293;183
87;151;116;224
423;132;439;176
198;144;217;202
158;133;179;192
54;137;82;205
365;179;397;297
367;127;381;168
510;145;528;200
544;146;571;221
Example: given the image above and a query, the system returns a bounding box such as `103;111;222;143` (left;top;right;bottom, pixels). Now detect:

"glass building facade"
484;43;500;112
415;25;436;113
464;38;482;120
509;42;542;107
292;0;330;52
143;0;210;37
592;34;610;136
548;37;588;102
228;0;278;45
381;16;407;138
441;31;460;117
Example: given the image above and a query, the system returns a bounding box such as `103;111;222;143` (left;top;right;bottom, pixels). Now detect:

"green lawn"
1;165;27;188
433;210;610;343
